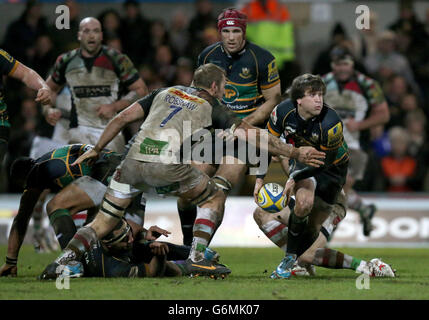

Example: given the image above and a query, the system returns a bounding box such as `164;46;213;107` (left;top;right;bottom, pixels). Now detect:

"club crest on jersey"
239;68;252;79
223;83;239;103
311;132;320;143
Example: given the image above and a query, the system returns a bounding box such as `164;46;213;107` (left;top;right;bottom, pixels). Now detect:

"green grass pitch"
1;245;428;300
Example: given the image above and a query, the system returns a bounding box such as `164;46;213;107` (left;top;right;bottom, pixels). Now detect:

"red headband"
217;8;247;35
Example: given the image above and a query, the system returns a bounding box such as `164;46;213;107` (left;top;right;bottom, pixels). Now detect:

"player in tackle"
39;63;325;279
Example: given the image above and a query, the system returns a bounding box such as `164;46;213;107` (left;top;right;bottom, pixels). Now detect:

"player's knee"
295;197;313;216
253;207;267;227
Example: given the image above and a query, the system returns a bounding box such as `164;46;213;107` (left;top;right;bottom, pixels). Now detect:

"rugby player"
260;73;350;279
65;218;219;278
0;48;52;166
253;186;395;277
43;17;148;152
0;144;147;277
322;46;390;236
177;7;282;246
39;63;325;280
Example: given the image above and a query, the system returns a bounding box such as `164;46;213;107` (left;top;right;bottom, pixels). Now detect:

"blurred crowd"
1;0;428;193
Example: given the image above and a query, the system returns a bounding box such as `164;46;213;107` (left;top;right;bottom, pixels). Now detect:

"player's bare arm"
243;83;281;126
41;76;65;126
9;62;53;105
72;101;146;165
234;120;325;167
96;78;149;119
0;188;45;276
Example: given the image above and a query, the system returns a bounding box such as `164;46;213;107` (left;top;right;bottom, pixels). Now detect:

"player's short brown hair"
289;73;326;104
193;63;226;90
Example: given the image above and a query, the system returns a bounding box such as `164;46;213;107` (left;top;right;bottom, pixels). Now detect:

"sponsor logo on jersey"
327;122;343;147
73;85;111;98
168;88;205;104
239;68;252;79
267;60;279;83
222;84;238;103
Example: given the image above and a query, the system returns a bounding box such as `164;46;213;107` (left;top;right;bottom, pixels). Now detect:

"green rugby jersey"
198;41;280;119
0;48;19;127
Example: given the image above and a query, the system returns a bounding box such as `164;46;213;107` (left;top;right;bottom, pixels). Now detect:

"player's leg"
39;160;141;279
31;189;52;253
270;178;316;279
46;177;106;249
253;206;289;252
345;149;376;236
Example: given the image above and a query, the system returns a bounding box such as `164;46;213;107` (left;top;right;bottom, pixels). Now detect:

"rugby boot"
361;204;377;236
204;247;220;264
368;258;396;277
63;261;84;278
183;258;231;279
270;254;297;279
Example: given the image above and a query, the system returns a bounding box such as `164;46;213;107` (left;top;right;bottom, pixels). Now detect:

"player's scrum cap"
330;46;354;63
217;8;247;35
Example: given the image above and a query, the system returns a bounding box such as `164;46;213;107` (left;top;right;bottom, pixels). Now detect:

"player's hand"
253;178;264;204
345;118;361;132
149;242;169;255
96;104;116;120
71;148;99;167
0;264;17;277
35;87;52;105
296;146;325;167
146;225;171;240
282;178;295;206
44;107;62;126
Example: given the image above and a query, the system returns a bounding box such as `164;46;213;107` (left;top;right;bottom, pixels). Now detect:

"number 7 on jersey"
160;105;182;127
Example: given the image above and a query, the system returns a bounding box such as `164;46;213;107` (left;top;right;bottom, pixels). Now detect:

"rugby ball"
257;183;287;213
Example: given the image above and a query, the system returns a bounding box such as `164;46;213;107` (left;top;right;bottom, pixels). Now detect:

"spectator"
2;0;48;65
364;30;420;96
154;44;177;86
120;0;152;68
381;126;419;192
169;10;190;58
49;0;80;56
98;8;122;40
312;23;366;77
404;109;428;159
389;0;427;43
173;57;194;86
370;124;390;158
188;0;217;59
105;34;123;53
241;0;300;91
30;34;56;79
383;74;412;128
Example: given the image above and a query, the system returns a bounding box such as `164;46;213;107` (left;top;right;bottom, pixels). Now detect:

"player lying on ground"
39;63;325;280
253;192;395;277
62;218;216;278
0;144;146;277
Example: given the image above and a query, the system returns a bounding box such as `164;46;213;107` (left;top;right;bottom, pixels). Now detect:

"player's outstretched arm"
234;121;325;167
0;188;44;277
72;101;146;166
10;63;53;105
